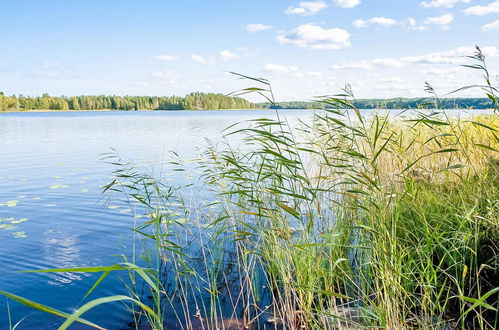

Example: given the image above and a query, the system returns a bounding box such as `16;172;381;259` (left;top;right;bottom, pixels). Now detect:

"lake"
0;110;320;329
0;109;492;329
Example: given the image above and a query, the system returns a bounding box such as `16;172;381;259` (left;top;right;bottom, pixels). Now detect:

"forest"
260;97;495;109
0;92;256;111
0;92;495;111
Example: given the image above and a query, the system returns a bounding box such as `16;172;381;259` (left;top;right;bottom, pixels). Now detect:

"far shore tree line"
259;97;495;110
0;92;256;111
0;91;494;111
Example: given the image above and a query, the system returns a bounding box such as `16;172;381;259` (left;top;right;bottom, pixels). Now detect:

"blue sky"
1;0;498;100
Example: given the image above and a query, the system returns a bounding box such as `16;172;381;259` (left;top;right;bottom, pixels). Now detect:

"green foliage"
0;92;257;111
259;97;495;110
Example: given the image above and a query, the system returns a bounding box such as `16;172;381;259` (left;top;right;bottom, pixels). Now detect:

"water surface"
0;110;315;329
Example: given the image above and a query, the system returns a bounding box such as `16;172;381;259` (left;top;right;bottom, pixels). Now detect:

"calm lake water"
0;109;492;329
0;109;317;329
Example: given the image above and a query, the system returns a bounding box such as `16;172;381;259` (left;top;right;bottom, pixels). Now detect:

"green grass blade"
0;290;104;329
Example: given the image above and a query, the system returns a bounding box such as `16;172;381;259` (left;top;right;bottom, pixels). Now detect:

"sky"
1;0;498;101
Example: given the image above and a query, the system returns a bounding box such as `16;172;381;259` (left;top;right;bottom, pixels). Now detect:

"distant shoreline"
0;108;264;113
1;107;495;114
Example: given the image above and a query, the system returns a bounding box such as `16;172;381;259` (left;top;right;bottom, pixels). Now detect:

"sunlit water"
0;110;317;329
0;109;492;329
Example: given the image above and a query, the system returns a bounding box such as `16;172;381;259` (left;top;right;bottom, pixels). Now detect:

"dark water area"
0;109;492;329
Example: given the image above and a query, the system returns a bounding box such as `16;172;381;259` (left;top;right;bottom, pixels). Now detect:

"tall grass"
2;46;498;329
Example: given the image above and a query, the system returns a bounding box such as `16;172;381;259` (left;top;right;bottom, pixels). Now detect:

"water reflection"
43;230;85;286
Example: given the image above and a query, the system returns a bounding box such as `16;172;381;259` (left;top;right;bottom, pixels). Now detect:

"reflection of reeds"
2;48;498;330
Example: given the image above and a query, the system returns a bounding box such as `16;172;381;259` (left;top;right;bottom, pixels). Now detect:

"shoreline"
0;108;265;113
1;108;496;114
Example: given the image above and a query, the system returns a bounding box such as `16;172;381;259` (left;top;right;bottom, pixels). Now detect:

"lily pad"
0;224;16;230
12;231;27;238
11;218;29;224
175;217;190;224
49;184;69;189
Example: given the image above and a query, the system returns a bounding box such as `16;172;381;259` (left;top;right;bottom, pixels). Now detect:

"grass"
1;46;498;329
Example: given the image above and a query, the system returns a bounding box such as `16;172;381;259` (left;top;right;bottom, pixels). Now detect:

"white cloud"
307;71;323;77
331;61;372;70
376;76;405;84
425;13;454;29
191;55;214;64
372;58;406;68
246;23;272;32
264;63;299;74
405;18;417;26
353;17;398;28
481;19;499;30
285;1;328;16
404;18;428;31
334;0;361;8
463;1;499;15
353;17;426;30
401;46;497;64
220;50;239;60
152;70;177;78
330;46;497;71
352;19;368;28
425;67;467;75
277;24;351;50
155;55;177;61
421;0;471;8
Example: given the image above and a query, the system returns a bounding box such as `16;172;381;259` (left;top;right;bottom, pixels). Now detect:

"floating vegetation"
11;231;27;238
0;224;16;230
49;184;69;189
0;200;20;207
10;218;29;224
174;217;189;224
81;189;89;193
